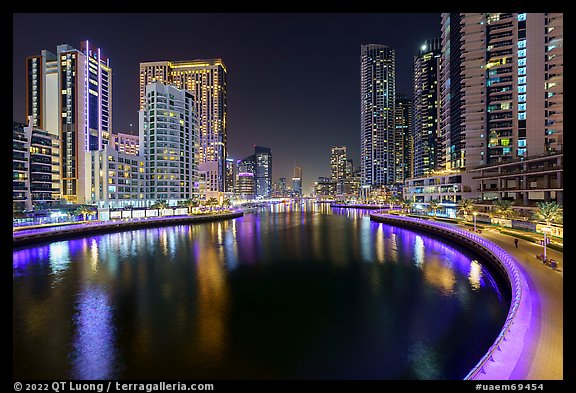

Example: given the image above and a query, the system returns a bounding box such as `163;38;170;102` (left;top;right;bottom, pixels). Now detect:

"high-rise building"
13;119;60;211
360;44;396;191
139;59;227;193
111;132;140;156
413;38;441;177
292;166;302;197
440;13;563;170
406;13;564;208
314;177;336;201
26;41;112;204
330;146;347;181
254;146;272;199
395;94;413;183
236;155;256;200
85;145;145;208
225;157;236;194
330;146;348;195
139;82;199;204
278;177;287;197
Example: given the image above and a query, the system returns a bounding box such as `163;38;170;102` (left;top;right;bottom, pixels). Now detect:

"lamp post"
542;225;550;262
473;211;478;232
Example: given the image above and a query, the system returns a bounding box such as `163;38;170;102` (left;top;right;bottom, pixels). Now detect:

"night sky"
13;13;441;192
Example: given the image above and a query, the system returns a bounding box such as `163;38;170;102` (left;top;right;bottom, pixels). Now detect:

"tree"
491;200;518;219
400;198;413;214
427;200;441;217
151;200;168;209
457;199;475;217
74;205;96;221
207;197;219;206
388;196;400;208
181;198;199;213
532;201;563;226
222;198;232;208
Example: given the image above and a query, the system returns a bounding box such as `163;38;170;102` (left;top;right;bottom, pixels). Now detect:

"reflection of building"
139;82;199;204
13;119;60;211
292;166;302;196
360;44;396;190
140;59;227;193
255;146;272;199
26;41;112;204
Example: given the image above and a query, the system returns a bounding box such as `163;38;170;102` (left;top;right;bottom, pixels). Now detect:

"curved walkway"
13;211;244;247
370;213;562;380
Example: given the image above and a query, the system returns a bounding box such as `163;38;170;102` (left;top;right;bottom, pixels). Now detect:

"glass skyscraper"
360;44;396;191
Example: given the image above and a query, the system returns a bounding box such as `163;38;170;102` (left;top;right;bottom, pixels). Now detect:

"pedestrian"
514;238;519;248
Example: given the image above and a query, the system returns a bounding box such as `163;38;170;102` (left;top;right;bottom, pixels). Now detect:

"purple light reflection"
70;285;116;380
369;213;524;380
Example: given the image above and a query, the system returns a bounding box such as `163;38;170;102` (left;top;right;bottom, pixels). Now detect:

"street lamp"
542;225;551;262
473;212;478;232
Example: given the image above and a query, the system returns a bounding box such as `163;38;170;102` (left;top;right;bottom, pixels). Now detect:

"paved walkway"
452;222;563;380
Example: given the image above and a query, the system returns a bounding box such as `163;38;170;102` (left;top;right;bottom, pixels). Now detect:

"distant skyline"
13;13;441;191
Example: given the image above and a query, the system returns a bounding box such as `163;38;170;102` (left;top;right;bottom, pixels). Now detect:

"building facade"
440;13;563;172
225;157;236;194
26;41;111;204
413;38;441;177
469;152;563;208
139;59;227;193
13;119;60;211
111;132;139;156
85;145;145;208
139;82;199;204
255;146;272;199
360;44;396;191
292;166;302;196
395;94;413;184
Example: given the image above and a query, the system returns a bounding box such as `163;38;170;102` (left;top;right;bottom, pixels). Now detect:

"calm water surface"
13;202;510;379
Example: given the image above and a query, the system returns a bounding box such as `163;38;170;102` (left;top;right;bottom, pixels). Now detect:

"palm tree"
400;198;413;215
74;205;96;221
182;198;199;214
427;200;441;217
150;199;168;209
457;199;475;218
388;196;400;209
222;198;232;208
491;200;517;219
532;201;563;226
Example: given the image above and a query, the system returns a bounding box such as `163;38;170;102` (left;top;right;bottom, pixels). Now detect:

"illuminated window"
518;40;526;49
517;13;526;21
518;76;527;84
518;103;526;111
518;67;526;75
518;49;527;58
518;112;526;120
518;58;526;67
518;85;527;93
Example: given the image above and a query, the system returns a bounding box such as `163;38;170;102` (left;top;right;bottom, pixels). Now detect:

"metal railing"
369;213;523;380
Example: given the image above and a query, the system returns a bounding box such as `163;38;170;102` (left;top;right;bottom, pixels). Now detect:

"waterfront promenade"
370;212;562;380
13;210;243;247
